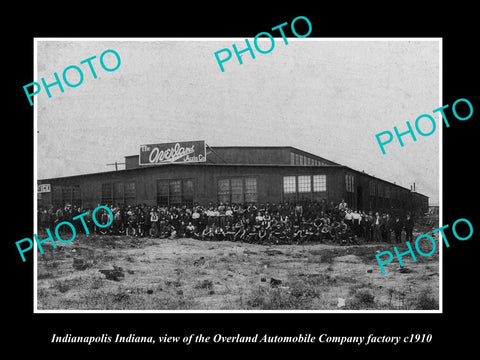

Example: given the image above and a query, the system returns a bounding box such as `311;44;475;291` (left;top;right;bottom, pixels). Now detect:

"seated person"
258;226;268;243
292;225;304;243
234;225;247;242
283;224;294;244
185;221;196;238
224;223;236;241
270;223;285;244
246;225;258;243
213;225;225;241
201;225;213;241
304;225;315;243
168;224;178;239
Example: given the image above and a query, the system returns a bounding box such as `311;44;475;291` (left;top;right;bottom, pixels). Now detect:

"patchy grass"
407;287;438;310
36;229;439;311
244;285;318;310
346;288;376;310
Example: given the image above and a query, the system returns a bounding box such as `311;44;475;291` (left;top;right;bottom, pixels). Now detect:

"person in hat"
392;216;403;243
404;213;414;242
373;212;383;242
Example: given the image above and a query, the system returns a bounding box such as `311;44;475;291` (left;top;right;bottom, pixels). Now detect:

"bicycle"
149;222;159;237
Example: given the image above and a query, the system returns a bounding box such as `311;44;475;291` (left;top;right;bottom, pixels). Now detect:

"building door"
357;185;363;210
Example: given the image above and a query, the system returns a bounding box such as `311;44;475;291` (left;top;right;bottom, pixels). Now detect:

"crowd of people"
38;199;416;246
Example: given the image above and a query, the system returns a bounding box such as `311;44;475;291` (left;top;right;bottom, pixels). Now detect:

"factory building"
37;142;428;214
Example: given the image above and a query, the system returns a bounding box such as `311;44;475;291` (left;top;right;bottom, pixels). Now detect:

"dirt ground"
36;226;440;311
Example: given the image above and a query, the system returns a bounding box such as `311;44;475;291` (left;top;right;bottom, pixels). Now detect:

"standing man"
338;199;348;211
392;216;403;243
218;202;226;228
351;210;362;237
404;213;414;243
373;212;383;242
382;213;392;243
344;209;353;231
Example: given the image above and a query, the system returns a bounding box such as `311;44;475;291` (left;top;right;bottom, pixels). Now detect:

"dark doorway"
357;185;363;210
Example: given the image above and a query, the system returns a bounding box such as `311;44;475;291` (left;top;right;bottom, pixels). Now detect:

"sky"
36;39;440;205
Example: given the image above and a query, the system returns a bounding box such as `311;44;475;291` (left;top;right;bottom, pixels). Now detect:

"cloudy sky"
36;38;440;204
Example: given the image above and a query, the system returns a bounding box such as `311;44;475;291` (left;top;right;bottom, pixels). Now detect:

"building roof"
125;145;339;167
40;162;345;181
38;145;426;198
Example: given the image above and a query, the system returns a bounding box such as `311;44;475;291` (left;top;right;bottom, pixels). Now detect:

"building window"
61;186;71;204
295;153;300;165
157;179;194;206
230;178;244;204
283;176;296;194
217;179;230;204
113;182;123;204
217;177;257;204
313;175;327;192
378;183;385;198
169;180;182;205
369;181;379;197
346;175;355;193
298;175;311;193
157;181;169;205
51;186;61;207
51;185;82;207
290;152;295;165
245;178;257;203
283;175;327;201
124;181;136;205
72;185;81;207
182;179;194;205
102;182;136;206
101;183;113;205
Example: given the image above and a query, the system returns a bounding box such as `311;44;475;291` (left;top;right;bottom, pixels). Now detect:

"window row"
283;175;327;194
51;185;82;207
369;180;393;198
217;177;257;204
290;152;329;166
101;181;136;206
102;179;196;207
157;179;194;206
346;174;355;193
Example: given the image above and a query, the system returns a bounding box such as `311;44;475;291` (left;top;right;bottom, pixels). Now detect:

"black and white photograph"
34;38;440;312
7;7;478;355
